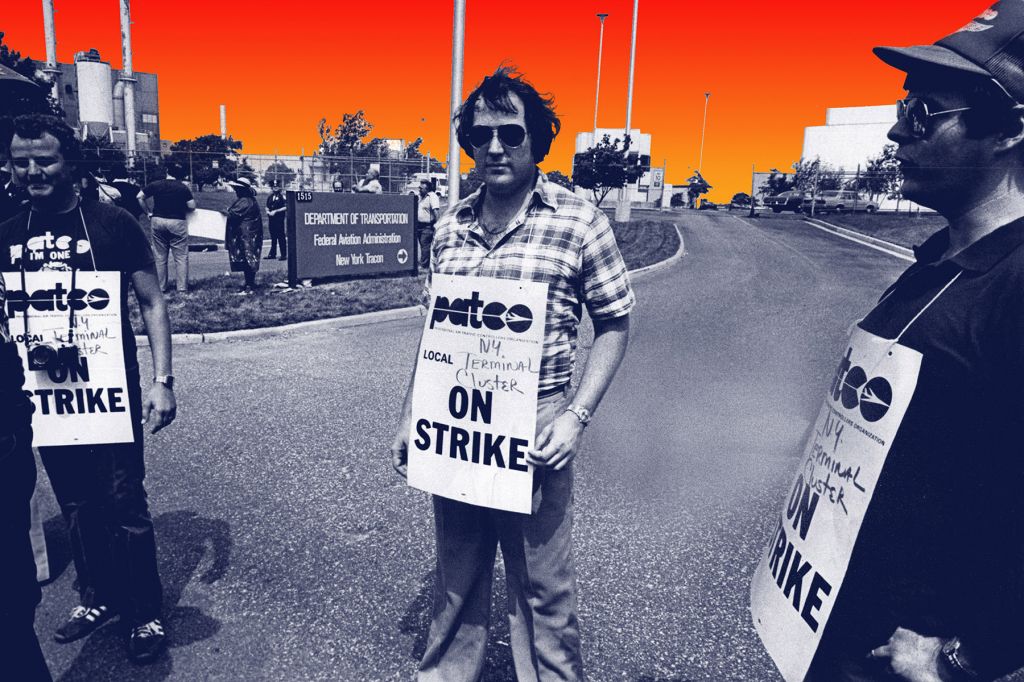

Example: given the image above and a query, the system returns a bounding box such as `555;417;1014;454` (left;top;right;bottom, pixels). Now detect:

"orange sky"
3;0;992;200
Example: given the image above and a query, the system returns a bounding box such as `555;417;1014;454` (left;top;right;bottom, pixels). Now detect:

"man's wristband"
565;404;591;426
941;637;978;680
153;374;175;390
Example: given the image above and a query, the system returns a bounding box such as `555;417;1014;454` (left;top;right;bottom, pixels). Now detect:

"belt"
537;383;568;399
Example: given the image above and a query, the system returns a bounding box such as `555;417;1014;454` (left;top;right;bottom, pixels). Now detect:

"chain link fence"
73;148;445;196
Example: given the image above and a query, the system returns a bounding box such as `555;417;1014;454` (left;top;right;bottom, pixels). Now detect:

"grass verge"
817;211;946;249
131;218;679;335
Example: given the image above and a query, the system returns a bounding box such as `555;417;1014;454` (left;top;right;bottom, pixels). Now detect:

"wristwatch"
941;637;978;680
565;404;592;426
153;374;175;390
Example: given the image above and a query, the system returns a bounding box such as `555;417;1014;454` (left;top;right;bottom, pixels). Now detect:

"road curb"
136;305;427;348
628;222;685;280
139;221;684;347
802;217;914;261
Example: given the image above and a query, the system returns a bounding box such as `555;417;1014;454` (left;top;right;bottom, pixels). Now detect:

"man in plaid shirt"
391;67;634;681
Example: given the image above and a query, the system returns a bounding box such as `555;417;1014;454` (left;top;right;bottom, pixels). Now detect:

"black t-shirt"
0;198;155;368
142;178;193;220
813;219;1024;678
110;180;144;219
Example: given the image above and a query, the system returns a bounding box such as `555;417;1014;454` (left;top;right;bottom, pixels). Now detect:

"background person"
225;177;263;292
265;180;287;260
139;163;195;294
414;179;439;269
0;114;175;665
352;167;383;193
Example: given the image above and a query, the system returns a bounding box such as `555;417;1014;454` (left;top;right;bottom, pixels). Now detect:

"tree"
405;137;445;174
858;144;902;208
0;31;61;118
263;161;297;188
792;157;844;195
730;192;752;207
545;170;573;190
317;110;373;157
758;168;794;198
572;135;642;206
685;171;711;208
168;134;243;191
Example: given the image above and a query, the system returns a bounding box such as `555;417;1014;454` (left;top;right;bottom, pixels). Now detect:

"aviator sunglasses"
896;98;972;139
468;124;527;149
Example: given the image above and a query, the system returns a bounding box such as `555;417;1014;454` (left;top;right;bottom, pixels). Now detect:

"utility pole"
447;0;467;204
593;13;608;136
698;91;710;172
614;0;639;223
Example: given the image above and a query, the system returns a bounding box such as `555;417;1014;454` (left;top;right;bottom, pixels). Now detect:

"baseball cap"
874;1;1024;102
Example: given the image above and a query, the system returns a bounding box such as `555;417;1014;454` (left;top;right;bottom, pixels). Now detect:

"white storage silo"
75;50;114;129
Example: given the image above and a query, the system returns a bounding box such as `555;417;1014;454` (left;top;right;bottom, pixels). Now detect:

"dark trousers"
0;426;51;681
268;220;287;258
416;222;435;269
39;369;163;624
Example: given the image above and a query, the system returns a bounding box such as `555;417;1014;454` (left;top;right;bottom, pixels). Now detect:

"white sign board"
185;208;226;242
750;327;922;681
5;270;133;447
408;273;547;514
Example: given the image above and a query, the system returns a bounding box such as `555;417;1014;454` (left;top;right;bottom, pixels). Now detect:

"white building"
802;105;895;172
802;105;928;212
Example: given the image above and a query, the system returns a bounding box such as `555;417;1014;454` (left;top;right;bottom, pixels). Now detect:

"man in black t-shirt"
0;114;176;665
139;165;195;293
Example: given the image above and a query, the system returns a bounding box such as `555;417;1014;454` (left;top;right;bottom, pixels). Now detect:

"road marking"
800;218;914;262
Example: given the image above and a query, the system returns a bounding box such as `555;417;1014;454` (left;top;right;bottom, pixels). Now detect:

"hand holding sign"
869;628;947;682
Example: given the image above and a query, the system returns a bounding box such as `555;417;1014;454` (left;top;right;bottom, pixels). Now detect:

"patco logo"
957;7;998;33
829;348;893;423
25;231;92;255
430;291;534;333
6;283;111;316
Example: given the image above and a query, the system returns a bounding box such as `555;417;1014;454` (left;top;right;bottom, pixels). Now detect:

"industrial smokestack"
220;105;227;139
41;0;60;102
119;0;137;161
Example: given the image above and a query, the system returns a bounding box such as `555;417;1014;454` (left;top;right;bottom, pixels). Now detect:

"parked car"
801;190;878;214
697;200;720;211
763;190;805;213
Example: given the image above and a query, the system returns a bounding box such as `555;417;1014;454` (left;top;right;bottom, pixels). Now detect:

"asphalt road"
33;210;912;680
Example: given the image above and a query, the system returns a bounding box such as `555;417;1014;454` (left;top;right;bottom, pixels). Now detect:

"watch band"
565;404;591;425
941;637;978;680
153;374;175;390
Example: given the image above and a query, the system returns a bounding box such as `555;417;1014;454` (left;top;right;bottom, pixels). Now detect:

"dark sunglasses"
896;98;972;139
468;124;527;149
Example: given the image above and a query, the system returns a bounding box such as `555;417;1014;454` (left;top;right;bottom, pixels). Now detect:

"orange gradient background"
3;0;992;200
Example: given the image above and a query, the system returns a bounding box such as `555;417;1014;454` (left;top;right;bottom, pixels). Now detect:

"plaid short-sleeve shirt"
430;172;635;392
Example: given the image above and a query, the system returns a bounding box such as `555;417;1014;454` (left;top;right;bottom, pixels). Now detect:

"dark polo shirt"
812;219;1024;679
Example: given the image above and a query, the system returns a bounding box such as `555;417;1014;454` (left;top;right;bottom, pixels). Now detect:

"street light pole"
593;13;608;136
615;0;639;223
447;0;467;204
698;91;710;172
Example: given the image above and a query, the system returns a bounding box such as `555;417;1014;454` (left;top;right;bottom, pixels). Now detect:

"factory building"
49;48;160;153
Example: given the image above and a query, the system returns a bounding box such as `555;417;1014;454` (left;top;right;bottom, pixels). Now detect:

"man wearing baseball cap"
804;3;1024;680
